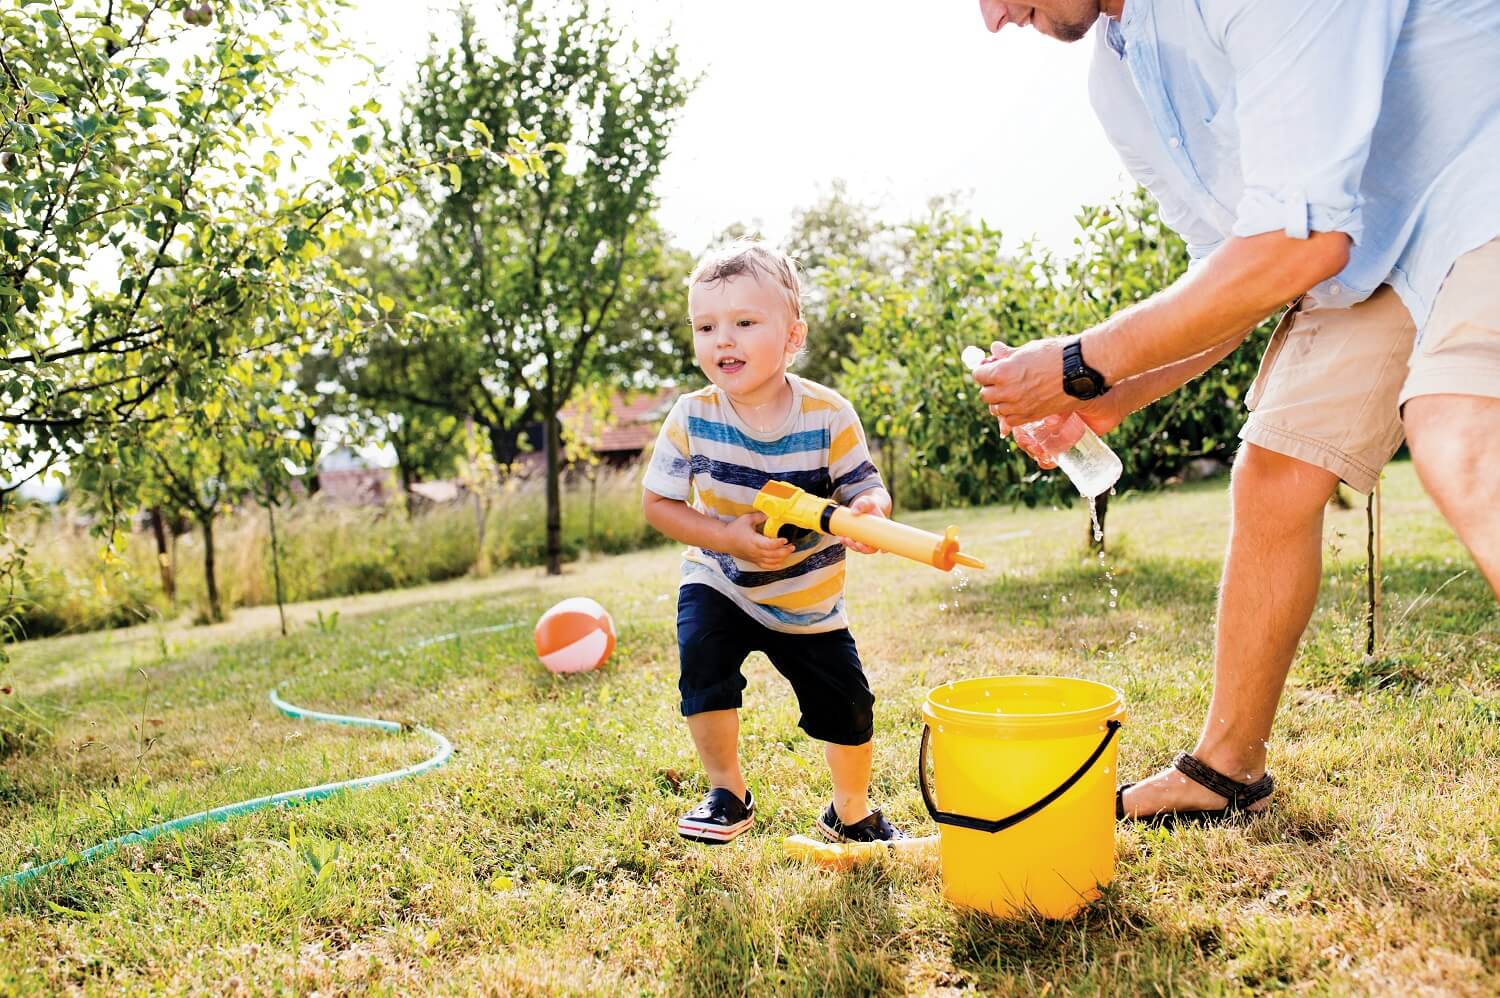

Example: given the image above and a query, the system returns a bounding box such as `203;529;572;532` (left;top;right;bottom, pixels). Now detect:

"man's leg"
1121;444;1338;817
1404;395;1500;595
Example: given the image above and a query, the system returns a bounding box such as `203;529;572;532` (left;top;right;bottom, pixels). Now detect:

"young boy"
642;241;905;846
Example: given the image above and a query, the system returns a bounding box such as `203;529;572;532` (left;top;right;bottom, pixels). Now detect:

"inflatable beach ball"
534;597;616;674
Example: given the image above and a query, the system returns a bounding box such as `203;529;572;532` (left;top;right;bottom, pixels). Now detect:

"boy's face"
689;274;807;404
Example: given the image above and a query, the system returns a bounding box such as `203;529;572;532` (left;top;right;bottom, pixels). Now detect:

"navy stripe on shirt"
833;461;880;496
688;456;833;498
699;542;847;589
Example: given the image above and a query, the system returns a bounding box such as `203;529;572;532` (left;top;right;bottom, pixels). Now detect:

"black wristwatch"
1062;337;1110;400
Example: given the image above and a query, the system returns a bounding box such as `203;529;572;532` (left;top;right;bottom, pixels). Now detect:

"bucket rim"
922;675;1125;734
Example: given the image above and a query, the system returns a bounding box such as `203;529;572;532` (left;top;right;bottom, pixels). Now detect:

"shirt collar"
1104;18;1126;57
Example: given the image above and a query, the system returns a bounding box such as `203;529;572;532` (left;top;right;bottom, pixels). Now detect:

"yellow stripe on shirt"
694;487;755;519
829;424;859;465
758;567;847;611
666;421;690;457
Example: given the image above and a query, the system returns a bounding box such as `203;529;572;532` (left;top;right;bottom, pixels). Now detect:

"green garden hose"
2;681;462;891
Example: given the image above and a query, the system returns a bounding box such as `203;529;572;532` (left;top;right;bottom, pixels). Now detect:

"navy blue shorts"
676;583;875;746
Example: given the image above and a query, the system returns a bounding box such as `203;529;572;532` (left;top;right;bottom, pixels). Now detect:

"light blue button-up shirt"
1089;0;1500;332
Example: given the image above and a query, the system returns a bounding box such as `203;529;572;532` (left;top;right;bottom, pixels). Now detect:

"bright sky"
14;1;1136;499
329;0;1132;254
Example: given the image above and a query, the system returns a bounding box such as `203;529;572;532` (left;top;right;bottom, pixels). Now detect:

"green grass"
1;460;1496;994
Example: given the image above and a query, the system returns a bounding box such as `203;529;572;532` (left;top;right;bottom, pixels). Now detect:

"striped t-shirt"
642;375;884;634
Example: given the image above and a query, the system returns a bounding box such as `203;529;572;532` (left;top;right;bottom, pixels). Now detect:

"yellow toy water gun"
782;833;939;870
752;480;986;573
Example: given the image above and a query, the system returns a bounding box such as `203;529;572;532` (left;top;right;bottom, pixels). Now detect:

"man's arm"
1083;230;1346;387
977;0;1401;426
992;329;1257;467
975;230;1342;426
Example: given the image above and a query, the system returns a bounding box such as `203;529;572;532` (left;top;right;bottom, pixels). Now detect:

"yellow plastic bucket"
920;675;1125;919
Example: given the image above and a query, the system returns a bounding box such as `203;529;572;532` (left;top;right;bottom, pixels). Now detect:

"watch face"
1065;374;1100;399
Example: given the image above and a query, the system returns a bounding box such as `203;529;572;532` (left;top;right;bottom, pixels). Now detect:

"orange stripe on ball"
534;598;616;674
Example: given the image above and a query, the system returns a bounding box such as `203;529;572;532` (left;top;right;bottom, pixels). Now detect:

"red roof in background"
561;387;678;454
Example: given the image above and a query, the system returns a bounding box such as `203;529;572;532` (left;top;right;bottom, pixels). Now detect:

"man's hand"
837;489;892;555
722;512;793;570
973;336;1074;427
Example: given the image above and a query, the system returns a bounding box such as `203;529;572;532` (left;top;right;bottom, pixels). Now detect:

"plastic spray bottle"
962;345;1122;499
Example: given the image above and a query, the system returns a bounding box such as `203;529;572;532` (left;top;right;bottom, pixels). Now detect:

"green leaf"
376;293;395;312
444;163;462;188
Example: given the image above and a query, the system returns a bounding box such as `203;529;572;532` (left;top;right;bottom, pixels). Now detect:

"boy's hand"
838;490;891;555
723;512;793;570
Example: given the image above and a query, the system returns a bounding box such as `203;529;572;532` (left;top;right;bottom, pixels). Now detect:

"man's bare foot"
1119;760;1272;819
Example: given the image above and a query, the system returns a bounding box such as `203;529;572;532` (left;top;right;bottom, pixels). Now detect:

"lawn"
1;461;1497;994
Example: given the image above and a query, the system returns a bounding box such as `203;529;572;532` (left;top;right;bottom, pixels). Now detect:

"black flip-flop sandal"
1115;751;1274;828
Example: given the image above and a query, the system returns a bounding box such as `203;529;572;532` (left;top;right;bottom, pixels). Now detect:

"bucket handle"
918;719;1121;834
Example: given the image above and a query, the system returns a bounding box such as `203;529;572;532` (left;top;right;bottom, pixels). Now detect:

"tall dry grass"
3;464;663;640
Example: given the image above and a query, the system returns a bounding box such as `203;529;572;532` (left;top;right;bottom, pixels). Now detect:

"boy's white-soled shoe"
815;803;907;844
678;788;755;844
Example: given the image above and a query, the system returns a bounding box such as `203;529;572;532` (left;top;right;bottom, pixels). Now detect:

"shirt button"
1328;282;1342;296
1168;136;1181;148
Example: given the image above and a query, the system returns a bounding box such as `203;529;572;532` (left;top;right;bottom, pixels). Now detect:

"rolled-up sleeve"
1209;0;1409;244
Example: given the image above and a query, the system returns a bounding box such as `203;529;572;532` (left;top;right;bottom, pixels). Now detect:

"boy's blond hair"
689;240;803;321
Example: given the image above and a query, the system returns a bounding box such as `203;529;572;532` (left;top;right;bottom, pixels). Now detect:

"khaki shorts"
1241;235;1500;492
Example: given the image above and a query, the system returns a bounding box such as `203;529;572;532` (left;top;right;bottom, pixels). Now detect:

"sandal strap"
1172;752;1274;813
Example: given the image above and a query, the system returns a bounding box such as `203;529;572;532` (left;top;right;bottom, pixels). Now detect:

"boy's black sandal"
678;787;755;844
815;803;907;844
1116;752;1274;828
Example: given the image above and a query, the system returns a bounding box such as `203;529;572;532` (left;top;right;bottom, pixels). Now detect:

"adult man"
970;1;1500;823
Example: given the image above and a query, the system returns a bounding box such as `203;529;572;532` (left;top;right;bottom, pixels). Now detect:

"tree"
0;0;542;528
400;1;691;574
784;180;893;386
836;201;1061;510
77;353;312;623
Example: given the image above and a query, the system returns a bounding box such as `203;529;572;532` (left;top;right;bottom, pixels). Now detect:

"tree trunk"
472;488;490;576
487;421;520;471
588;470;598;548
545;412;563;575
1086;490;1109;553
200;514;222;623
394;438;415;518
267;502;287;637
149;507;176;604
